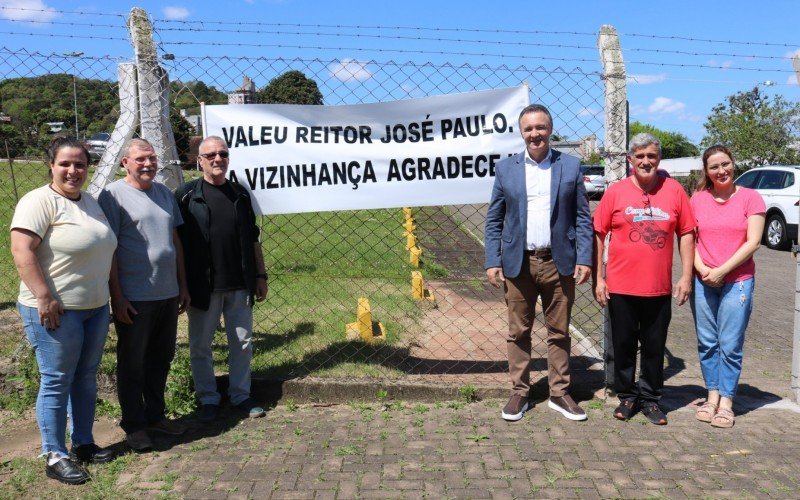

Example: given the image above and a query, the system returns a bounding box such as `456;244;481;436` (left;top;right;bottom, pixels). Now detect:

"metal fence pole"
791;53;800;403
597;25;627;390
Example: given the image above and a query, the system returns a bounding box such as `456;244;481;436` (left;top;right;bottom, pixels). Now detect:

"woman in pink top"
690;145;765;428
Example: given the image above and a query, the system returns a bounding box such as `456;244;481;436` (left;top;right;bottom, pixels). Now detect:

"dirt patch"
0;408;123;463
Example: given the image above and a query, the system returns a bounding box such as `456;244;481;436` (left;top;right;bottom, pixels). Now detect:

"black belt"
525;248;551;257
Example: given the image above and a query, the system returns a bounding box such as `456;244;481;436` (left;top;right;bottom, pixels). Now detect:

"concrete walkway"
93;247;800;497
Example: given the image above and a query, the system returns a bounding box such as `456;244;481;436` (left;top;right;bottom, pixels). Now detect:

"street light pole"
72;75;78;138
63;51;83;138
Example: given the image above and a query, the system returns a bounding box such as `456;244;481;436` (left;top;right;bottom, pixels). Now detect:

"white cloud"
647;97;686;115
787;75;799;86
577;107;601;117
627;73;666;85
329;59;373;82
162;6;190;20
0;0;58;23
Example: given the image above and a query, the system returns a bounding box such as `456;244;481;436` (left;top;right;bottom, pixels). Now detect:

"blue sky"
1;0;798;145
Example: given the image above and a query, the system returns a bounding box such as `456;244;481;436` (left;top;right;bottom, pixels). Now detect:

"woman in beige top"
11;136;117;484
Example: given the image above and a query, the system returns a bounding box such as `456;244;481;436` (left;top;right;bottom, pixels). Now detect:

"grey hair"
627;132;661;156
200;135;227;151
123;137;154;156
518;104;553;128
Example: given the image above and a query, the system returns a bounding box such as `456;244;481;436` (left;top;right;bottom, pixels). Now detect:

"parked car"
581;165;605;198
85;132;110;160
733;165;800;250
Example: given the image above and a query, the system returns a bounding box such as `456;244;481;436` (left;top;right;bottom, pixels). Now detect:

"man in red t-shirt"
593;133;695;425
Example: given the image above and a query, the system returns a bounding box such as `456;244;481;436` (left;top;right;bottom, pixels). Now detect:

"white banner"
202;85;529;215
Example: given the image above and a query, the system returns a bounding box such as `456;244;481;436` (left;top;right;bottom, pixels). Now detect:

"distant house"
658;156;702;177
179;109;201;133
0;112;11;123
552;134;598;161
228;75;257;104
45;121;66;133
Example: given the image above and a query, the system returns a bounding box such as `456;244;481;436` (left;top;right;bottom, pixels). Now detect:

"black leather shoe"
45;457;90;485
70;443;116;464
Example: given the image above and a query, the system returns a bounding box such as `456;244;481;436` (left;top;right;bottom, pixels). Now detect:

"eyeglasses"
199;151;229;160
642;191;652;217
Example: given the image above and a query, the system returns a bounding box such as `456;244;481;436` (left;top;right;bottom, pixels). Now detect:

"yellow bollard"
345;297;386;343
405;232;417;250
411;271;435;301
409;246;421;267
402;219;416;232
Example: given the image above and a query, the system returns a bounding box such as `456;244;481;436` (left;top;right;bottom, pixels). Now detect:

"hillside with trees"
0;74;118;156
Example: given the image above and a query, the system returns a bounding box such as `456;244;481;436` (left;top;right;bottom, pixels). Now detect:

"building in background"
228;75;257;104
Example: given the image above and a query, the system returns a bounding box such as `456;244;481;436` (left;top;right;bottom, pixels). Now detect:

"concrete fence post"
597;25;627;390
86;63;138;198
128;7;182;190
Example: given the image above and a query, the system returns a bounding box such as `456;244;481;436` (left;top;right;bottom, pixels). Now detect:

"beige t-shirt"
12;186;117;309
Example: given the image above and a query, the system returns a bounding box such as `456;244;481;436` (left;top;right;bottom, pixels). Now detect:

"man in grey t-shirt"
98;138;190;451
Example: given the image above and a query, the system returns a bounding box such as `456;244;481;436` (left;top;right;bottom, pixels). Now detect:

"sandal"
641;403;668;425
613;399;637;420
710;407;735;428
695;401;718;423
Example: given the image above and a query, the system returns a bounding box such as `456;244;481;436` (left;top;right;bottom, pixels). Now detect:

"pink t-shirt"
594;177;696;296
690;187;766;283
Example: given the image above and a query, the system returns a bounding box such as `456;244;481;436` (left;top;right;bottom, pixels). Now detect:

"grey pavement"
106;244;800;498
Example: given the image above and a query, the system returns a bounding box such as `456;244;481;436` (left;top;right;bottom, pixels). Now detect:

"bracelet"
255;273;267;280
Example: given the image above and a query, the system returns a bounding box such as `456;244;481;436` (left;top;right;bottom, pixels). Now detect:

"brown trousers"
504;253;575;397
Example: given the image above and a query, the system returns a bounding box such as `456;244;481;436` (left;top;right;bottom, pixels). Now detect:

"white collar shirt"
524;148;552;250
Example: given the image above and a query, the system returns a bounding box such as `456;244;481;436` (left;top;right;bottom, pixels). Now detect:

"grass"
0;452;140;498
0;163;439;414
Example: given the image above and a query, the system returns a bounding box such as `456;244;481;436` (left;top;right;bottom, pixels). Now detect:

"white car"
734;165;799;250
581;165;605;198
85;132;110;160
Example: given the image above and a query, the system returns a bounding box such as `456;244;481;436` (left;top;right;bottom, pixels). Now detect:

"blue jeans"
18;303;110;456
691;277;754;399
188;289;253;406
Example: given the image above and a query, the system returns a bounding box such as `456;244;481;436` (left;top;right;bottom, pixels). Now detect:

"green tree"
629;121;699;159
170;80;227;116
581;151;603;165
257;70;323;105
701;87;800;169
170;106;196;164
0;74;118;154
0;123;25;157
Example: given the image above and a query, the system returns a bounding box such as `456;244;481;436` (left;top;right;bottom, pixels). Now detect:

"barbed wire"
0;6;125;18
150;27;796;62
152;19;800;49
0;19;126;29
156;40;796;73
1;6;797;51
0;31;128;42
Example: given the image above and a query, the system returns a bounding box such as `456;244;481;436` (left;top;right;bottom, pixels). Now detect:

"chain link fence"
1;38;617;390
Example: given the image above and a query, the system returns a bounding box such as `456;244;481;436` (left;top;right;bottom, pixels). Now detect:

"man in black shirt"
175;136;268;422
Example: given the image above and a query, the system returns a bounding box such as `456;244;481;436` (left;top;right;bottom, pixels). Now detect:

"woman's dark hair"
696;144;734;192
46;136;90;166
